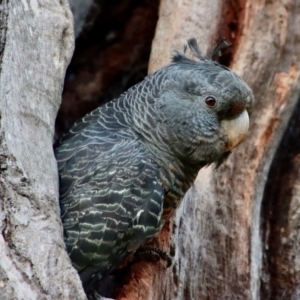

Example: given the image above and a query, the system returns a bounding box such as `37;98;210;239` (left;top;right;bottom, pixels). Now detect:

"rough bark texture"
0;0;86;299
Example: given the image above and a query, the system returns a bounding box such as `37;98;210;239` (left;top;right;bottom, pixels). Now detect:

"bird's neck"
143;142;204;220
118;92;205;218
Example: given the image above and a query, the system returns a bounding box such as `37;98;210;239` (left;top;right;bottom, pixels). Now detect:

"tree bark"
0;1;86;298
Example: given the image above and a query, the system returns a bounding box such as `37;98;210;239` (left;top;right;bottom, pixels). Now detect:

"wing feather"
55;101;164;292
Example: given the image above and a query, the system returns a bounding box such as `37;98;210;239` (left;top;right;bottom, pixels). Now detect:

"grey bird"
54;38;254;296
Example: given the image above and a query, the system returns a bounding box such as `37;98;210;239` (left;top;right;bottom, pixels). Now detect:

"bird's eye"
205;96;216;107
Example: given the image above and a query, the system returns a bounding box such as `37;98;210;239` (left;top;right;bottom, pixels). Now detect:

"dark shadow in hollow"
55;0;159;140
260;96;300;300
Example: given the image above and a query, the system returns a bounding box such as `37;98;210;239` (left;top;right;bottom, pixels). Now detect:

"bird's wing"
55;107;164;290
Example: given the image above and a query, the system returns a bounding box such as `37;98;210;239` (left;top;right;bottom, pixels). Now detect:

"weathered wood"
0;0;86;298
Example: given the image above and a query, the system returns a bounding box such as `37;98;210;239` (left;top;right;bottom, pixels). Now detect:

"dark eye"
205;96;216;107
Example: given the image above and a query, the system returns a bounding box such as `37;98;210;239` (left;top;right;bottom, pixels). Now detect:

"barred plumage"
55;38;254;295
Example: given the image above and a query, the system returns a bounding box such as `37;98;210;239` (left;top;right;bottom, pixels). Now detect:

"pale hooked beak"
220;110;250;151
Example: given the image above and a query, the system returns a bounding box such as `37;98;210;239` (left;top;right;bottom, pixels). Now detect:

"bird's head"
133;38;254;166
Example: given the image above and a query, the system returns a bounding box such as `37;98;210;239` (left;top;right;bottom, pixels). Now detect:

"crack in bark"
0;0;8;68
261;96;300;299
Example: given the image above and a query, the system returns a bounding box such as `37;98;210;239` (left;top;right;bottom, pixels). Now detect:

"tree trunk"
0;1;86;299
2;0;300;299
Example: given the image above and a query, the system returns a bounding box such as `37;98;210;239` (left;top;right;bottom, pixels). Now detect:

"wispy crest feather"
172;37;231;64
